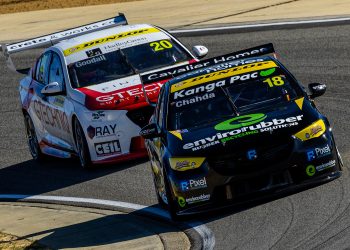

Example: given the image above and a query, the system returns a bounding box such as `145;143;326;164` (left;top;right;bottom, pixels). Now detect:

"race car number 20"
94;140;121;156
150;40;173;52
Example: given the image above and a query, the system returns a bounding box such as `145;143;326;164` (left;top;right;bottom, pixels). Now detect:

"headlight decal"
169;157;205;171
294;119;326;141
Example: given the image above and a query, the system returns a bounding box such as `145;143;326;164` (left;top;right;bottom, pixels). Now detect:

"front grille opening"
212;170;293;203
126;106;154;128
208;139;294;176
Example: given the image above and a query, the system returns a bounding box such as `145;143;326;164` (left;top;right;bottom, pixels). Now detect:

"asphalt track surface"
1;22;350;249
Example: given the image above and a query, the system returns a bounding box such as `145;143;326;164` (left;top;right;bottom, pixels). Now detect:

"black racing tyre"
73;119;92;168
24;113;45;161
153;176;166;208
163;171;180;221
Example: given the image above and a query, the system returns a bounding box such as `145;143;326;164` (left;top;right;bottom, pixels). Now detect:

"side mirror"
192;45;208;59
308;83;326;99
140;123;161;139
41;82;64;96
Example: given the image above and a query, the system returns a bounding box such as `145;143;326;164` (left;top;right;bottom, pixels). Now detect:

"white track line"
170;17;350;33
0;194;215;250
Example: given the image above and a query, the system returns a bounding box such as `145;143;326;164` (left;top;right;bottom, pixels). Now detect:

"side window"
35;52;51;84
48;53;64;85
34;57;42;81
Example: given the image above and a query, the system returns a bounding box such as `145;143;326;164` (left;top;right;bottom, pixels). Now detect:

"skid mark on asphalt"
269;198;295;249
0;194;215;250
176;0;302;28
281;171;346;249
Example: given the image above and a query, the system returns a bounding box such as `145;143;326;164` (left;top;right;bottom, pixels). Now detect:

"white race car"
1;13;208;167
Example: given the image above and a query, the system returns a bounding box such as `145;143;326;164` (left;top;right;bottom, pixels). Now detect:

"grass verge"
0;232;50;250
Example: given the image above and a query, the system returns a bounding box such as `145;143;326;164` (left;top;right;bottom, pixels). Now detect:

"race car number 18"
263;76;285;87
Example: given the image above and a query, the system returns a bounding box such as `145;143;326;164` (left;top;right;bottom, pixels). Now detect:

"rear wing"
0;13;127;74
141;43;275;84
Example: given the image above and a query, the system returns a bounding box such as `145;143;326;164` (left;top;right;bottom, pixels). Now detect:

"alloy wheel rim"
75;123;86;166
26;116;39;158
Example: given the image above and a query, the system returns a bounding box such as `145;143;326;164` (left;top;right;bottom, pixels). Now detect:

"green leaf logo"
215;113;267;131
306;165;316;177
260;68;276;77
178;197;186;207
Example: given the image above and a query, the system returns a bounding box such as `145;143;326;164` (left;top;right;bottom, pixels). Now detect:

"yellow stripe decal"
295;97;304;110
64;27;160;56
169;131;182;140
170;61;278;93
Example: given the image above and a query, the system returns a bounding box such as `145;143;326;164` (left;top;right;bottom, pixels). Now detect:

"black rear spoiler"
0;13;127;74
141;43;275;84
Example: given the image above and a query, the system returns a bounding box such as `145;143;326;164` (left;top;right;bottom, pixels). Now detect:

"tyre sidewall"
23;113;43;161
74;119;92;168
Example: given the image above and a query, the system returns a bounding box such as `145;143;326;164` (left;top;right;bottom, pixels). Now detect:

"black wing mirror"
140;123;161;139
308;83;326;99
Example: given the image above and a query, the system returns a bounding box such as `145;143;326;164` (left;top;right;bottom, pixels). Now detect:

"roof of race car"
167;56;279;93
54;23;170;64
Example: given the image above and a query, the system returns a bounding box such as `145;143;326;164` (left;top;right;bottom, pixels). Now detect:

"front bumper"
175;170;341;216
167;132;343;216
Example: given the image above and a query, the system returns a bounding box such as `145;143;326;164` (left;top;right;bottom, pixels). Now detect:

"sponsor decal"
53;96;65;107
103;37;148;52
180;177;207;192
260;68;276;76
178;197;186;208
172;72;260;100
170;61;277;93
94;140;121;156
33;100;70;133
183;114;303;151
169;157;205;171
315;160;336;172
172;70;270;101
75;55;106;67
186;194;211;205
215;113;266;131
146;62;211;81
91;111;105;121
142;43;274;83
294;119;326;141
306;165;316;176
86;48;103;57
140;127;157;137
306;144;331;161
87;124;117;139
306;160;336;176
6;16;127;53
247;149;257;160
95;82;164;102
310;125;323;137
174;92;216;108
64;28;160;56
177;194;211;207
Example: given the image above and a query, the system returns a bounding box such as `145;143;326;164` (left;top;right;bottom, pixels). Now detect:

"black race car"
140;44;343;219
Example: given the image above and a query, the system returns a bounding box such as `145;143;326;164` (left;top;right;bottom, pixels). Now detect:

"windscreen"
168;61;303;130
68;39;191;88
